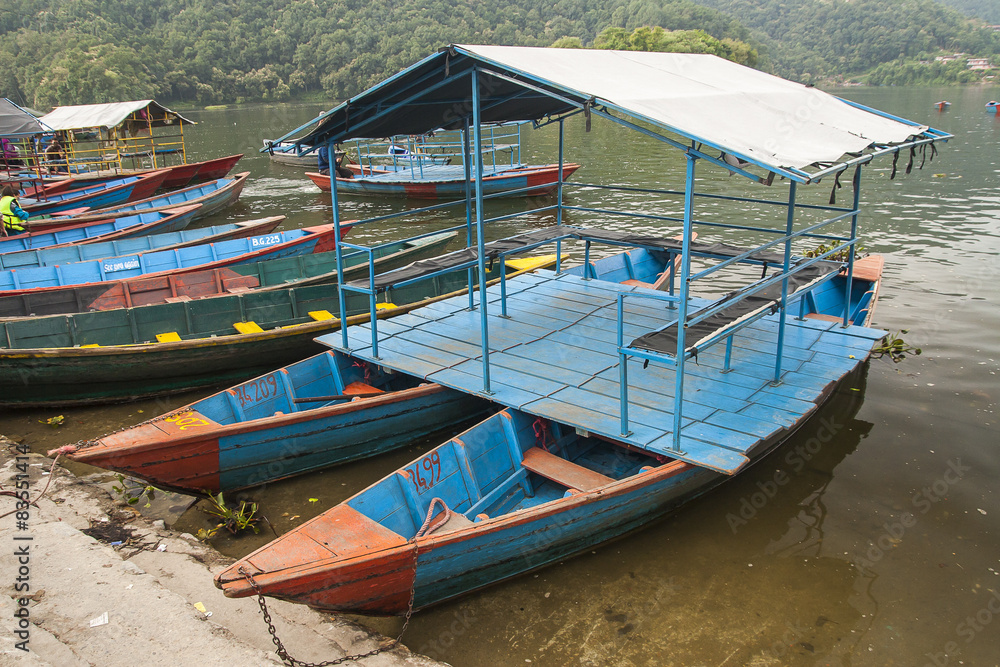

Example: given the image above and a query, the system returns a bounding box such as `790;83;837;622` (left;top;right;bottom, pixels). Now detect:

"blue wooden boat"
0;224;347;295
214;250;885;614
987;101;999;114
21;171;167;215
29;172;249;231
307;163;581;199
70;349;492;494
0;255;553;407
0;206;202;257
0;215;283;271
215;44;948;618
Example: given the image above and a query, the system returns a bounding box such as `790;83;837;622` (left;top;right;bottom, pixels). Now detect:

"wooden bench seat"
521;447;614;492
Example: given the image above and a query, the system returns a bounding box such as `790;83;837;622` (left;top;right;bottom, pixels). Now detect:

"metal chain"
239;537;420;667
66;407;185;453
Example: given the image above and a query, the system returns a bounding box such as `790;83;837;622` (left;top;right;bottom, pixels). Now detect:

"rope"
0;447;68;519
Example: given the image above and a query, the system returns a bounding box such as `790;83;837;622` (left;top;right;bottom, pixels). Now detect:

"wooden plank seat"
521;446;614;492
804;312;842;322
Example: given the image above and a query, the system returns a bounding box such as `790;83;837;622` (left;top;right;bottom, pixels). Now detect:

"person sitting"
317;146;353;178
0;184;30;236
1;138;23;169
44;136;68;174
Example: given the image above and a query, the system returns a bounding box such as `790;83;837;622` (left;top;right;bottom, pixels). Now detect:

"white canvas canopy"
39;100;194;132
288;45;935;178
458;46;928;172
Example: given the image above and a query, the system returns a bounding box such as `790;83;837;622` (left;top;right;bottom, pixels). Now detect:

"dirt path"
0;437;447;667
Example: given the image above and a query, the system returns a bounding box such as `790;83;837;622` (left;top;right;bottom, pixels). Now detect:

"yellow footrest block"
155;332;182;343
375;302;397;311
308;310;335;321
233;321;264;334
80;343;101;348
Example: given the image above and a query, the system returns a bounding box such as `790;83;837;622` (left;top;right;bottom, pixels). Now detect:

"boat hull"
72;381;488;494
24;172;167;216
306;163;581;199
160;154;244;189
29;173;249;231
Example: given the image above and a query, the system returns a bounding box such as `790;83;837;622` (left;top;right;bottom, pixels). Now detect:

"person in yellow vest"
1;184;30;236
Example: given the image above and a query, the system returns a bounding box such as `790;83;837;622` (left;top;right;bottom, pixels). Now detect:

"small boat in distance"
987;101;999;114
934;101;951;112
307;162;581;200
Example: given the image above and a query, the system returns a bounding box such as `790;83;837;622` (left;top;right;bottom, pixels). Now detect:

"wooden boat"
66;348;492;494
0;230;454;317
0;205;202;257
160;154;244;189
21;171;168;216
987;101;999;114
214;255;887;614
0;256;556;407
306;162;581;199
0;215;282;271
263;139;321;168
0;224;348;296
934;101;951;112
59;245;674;492
28;172;249;231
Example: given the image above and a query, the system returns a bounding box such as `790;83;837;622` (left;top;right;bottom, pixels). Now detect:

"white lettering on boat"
250;234;282;248
102;258;141;272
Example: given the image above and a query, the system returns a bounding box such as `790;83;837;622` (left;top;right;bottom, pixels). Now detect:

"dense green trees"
1;0;997;109
2;0;763;107
685;0;1000;82
592;25;757;65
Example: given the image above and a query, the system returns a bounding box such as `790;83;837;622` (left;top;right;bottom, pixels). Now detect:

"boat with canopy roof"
215;45;950;617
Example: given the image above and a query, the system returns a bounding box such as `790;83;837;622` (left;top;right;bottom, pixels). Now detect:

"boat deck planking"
321;269;884;475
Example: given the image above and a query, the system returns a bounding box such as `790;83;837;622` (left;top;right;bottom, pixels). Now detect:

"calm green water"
3;86;998;667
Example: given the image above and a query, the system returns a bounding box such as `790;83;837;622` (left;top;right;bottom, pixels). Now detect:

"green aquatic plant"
111;473;157;508
873;330;921;362
197;492;261;540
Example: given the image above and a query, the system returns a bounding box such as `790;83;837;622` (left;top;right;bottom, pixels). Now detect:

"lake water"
2;85;998;667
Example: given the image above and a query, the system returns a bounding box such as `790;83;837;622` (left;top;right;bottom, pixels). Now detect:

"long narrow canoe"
161;154;244;189
0;205;202;257
0;224;348;296
23;155;244;194
0;230;454;317
0;255;555;406
214;256;885;615
67;349;491;493
0;214;283;271
28;173;250;231
306;162;582;199
22;171;168;215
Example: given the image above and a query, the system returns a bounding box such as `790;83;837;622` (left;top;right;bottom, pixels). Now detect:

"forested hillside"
0;0;756;108
685;0;1000;82
934;0;1000;24
1;0;998;109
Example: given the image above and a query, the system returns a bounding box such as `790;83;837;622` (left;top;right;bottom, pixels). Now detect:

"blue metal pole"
463;119;475;311
583;240;591;280
723;335;734;373
331;139;350;351
472;69;492;394
669;153;697;454
773;180;798;384
618;294;631;436
556;119;564;273
843;166;862;326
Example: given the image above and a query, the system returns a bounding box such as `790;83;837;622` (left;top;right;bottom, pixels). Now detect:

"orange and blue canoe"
307;162;581;199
